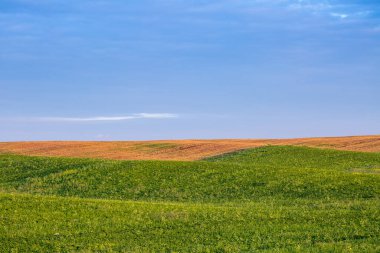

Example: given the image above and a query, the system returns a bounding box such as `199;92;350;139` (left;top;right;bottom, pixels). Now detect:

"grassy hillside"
206;145;380;169
1;146;379;202
1;146;379;252
2;193;379;252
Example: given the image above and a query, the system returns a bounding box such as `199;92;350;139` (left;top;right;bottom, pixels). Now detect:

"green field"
1;146;379;252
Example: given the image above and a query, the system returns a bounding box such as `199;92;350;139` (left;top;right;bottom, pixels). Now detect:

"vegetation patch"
131;143;179;153
1;146;379;252
348;168;380;174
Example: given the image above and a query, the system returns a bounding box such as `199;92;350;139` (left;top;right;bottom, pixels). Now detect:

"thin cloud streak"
330;12;349;19
28;113;178;122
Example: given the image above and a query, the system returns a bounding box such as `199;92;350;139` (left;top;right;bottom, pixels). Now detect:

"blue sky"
0;0;379;141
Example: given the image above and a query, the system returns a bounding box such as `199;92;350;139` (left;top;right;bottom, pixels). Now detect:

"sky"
0;0;379;141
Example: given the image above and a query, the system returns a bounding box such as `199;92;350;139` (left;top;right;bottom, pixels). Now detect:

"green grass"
131;143;179;153
1;146;380;252
1;193;379;252
205;145;380;170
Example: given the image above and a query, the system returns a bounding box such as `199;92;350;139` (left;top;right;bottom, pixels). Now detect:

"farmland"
1;145;379;252
0;135;379;161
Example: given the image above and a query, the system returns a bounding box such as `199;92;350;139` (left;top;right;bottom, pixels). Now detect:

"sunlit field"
1;146;379;252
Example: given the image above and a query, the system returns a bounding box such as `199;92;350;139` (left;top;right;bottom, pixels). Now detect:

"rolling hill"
1;145;379;252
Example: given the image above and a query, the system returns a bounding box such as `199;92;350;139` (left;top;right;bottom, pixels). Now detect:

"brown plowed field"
0;135;379;161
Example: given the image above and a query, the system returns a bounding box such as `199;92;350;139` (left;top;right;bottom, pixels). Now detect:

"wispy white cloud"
183;0;376;24
330;12;349;19
287;2;332;12
19;113;178;122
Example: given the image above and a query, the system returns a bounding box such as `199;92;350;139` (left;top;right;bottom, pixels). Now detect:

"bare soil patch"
0;135;379;161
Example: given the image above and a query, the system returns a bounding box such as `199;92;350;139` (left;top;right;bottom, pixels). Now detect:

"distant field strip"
0;135;379;161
